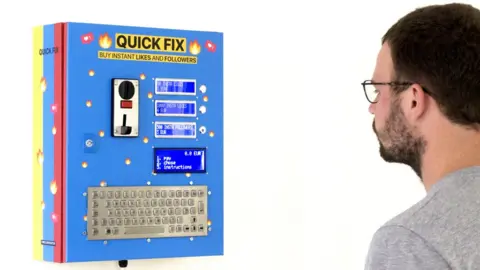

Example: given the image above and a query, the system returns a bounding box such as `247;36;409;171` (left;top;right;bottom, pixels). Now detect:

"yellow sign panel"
115;33;187;53
98;51;197;64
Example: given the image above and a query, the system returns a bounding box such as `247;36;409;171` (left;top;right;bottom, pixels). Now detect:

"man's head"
366;3;480;178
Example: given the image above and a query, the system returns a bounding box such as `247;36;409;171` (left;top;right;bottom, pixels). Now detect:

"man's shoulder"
383;192;437;228
364;193;451;269
365;167;480;269
384;166;480;231
365;223;450;270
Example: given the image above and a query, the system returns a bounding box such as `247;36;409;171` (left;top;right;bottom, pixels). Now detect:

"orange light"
37;149;44;165
98;33;112;49
50;180;57;195
189;40;201;55
40;77;47;92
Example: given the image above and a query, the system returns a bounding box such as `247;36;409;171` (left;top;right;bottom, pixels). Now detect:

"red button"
121;100;132;109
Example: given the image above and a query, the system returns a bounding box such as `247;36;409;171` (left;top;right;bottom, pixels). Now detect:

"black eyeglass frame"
361;80;430;104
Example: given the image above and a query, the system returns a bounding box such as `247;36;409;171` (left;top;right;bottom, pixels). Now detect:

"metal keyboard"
86;185;208;240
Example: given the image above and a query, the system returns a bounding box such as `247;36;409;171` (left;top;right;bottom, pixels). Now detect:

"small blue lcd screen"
154;148;206;173
155;79;196;95
155;101;196;117
154;122;196;138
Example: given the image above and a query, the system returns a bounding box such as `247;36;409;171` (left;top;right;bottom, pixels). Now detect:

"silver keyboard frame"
86;185;208;240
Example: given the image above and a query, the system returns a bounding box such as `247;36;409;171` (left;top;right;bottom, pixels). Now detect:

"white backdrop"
0;0;475;269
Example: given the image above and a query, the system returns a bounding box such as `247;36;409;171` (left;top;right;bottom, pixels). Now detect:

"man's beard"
373;98;426;179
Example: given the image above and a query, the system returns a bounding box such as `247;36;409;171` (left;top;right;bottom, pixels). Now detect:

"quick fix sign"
115;33;186;53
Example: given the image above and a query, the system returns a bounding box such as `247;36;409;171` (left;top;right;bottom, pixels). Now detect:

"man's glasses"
361;80;429;103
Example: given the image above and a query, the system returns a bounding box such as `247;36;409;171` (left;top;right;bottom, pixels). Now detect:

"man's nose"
368;103;375;115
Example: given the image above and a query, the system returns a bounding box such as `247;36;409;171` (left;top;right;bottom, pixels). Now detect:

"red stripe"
53;23;65;263
62;23;67;263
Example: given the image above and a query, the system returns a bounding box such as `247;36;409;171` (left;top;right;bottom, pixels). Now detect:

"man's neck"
421;130;480;191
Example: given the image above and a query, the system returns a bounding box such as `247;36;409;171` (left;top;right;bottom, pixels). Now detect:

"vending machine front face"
32;22;223;263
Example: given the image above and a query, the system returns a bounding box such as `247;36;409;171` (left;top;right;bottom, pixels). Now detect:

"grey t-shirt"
364;166;480;270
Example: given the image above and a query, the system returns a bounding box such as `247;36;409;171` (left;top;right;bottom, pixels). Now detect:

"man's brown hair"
382;3;480;128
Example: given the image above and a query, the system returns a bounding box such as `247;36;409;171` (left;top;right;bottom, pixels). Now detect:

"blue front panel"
64;22;223;262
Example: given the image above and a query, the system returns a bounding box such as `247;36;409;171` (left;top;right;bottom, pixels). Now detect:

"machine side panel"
33;24;59;262
64;22;223;262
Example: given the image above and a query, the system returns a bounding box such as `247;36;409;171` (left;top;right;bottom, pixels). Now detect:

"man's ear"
408;83;428;119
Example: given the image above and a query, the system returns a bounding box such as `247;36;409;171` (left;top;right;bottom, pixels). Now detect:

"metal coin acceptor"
32;22;224;265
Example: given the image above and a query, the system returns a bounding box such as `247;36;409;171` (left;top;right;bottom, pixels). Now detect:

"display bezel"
152;147;207;174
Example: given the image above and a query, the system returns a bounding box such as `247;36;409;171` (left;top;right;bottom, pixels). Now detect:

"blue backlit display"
154;122;196;139
155;100;196;117
155;78;196;95
153;148;206;173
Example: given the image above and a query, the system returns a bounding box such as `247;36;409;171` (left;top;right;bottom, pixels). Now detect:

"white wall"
2;0;478;269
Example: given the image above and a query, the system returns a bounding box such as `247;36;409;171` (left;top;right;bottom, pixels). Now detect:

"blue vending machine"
32;22;223;266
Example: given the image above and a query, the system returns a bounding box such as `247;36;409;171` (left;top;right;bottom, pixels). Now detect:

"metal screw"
85;139;94;148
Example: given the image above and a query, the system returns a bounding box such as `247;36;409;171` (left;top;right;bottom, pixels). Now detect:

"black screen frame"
152;147;207;174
